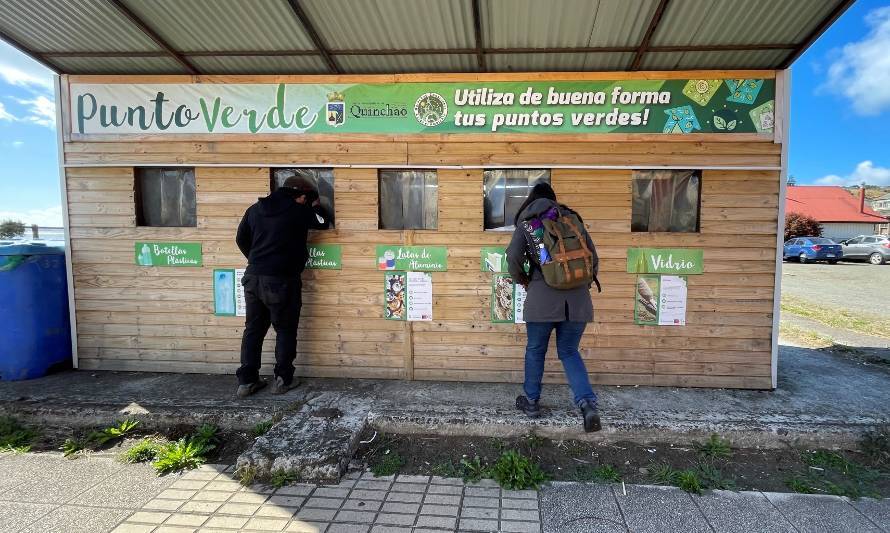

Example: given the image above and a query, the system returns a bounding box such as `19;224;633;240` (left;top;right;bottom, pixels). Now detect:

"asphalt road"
781;261;890;320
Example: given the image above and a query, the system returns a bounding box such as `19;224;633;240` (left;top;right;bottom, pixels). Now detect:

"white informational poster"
658;275;687;326
406;271;433;321
235;268;246;317
514;283;527;324
406;272;433;322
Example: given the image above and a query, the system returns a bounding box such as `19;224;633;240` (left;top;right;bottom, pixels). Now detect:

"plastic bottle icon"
138;244;153;266
538;243;552;265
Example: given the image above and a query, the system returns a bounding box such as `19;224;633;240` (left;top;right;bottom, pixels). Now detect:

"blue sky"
1;1;890;226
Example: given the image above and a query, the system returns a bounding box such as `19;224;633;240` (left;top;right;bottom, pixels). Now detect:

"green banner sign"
73;78;775;136
306;244;342;270
376;245;447;272
627;248;703;275
135;242;202;267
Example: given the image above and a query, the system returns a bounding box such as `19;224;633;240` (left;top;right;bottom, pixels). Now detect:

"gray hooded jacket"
506;198;598;323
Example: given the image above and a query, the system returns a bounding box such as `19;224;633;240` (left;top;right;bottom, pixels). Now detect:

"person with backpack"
234;178;330;398
506;183;602;432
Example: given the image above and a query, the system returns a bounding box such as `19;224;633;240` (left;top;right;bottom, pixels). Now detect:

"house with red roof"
785;186;888;241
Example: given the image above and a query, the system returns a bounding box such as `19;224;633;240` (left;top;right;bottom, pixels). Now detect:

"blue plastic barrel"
0;242;72;380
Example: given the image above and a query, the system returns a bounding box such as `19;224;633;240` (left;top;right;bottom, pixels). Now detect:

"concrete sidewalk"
1;344;888;449
0;453;886;533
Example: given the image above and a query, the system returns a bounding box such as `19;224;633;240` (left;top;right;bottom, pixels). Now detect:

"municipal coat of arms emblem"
326;91;345;127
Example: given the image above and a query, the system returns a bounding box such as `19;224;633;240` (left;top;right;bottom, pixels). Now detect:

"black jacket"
236;189;330;277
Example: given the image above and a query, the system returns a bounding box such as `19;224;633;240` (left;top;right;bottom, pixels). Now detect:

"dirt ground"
355;430;890;498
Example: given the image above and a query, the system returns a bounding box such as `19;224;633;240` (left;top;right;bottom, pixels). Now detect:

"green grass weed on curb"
696;434;732;459
460;456;488;483
676;470;704;495
430;460;462;478
0;416;37;453
89;418;140;446
238;465;257;486
696;462;736;491
781;296;890;338
153;438;211;475
573;464;622;483
252;420;274;438
370;449;405;477
649;462;679;486
861;429;890;468
270;469;299;488
122;438;163;464
791;450;882;499
61;438;85;458
489;450;548;490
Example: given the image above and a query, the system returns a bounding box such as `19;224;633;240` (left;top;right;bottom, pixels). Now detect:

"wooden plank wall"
65;140;780;389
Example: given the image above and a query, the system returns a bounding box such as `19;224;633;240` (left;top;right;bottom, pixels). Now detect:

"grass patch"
370;449;405;477
122;438;163;464
270;469;299;488
430;460;462;478
0;416;37;452
787;450;882;499
696;462;736;491
489;450;548;490
238;465;257;486
252;420;274;438
676;470;703;495
89;418;140;446
460;456;488;483
649;461;734;494
696;434;732;460
861;429;890;468
152;424;218;476
573;463;622;483
781;296;890;339
778;321;834;348
61;438;85;458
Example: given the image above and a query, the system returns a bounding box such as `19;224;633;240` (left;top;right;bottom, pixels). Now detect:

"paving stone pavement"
1;454;888;532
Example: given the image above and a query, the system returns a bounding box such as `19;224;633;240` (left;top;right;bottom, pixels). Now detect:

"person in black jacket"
234;179;329;397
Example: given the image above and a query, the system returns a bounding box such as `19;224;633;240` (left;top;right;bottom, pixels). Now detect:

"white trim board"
55;75;78;370
770;68;791;390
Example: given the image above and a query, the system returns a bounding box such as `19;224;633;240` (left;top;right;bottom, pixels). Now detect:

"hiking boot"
271;376;299;395
516;395;541;419
579;399;601;433
236;378;267;398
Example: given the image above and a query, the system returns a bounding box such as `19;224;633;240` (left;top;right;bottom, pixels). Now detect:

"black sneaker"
236;378;267;398
516;395;541;419
579;399;602;432
271;376;299;395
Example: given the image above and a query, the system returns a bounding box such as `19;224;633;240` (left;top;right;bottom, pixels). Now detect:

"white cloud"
824;6;890;115
11;141;24;148
816;160;890;186
0;41;53;93
0;205;63;227
14;95;55;128
0;101;15;121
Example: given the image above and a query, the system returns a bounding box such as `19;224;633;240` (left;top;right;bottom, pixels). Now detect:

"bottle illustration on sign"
138;243;153;266
485;252;503;272
215;271;234;315
378;249;396;270
538;243;552;265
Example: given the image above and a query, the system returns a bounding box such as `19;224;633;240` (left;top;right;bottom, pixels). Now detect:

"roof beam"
630;0;672;70
0;29;59;72
471;0;486;71
779;0;855;69
285;0;340;74
42;43;796;59
105;0;199;74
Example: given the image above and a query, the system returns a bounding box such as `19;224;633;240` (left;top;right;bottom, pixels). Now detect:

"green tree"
784;212;822;241
0;220;26;239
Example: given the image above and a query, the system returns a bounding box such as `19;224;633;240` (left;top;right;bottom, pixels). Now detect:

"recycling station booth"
0;0;853;390
0;242;72;381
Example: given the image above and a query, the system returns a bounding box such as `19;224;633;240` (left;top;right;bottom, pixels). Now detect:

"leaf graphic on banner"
713;115;727;130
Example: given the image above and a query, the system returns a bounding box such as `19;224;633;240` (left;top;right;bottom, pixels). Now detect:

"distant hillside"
842;185;890;201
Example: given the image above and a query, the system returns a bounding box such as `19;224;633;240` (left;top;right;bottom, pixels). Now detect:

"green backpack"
521;206;601;291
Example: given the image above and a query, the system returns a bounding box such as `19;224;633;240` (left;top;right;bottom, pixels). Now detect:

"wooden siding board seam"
62;163;782;171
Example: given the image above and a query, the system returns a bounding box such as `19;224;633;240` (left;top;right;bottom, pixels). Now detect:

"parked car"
839;235;890;265
783;237;843;264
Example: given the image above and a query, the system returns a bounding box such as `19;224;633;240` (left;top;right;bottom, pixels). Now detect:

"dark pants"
523;321;597;406
237;274;302;386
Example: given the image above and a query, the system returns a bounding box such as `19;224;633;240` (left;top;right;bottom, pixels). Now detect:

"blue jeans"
523;321;597;407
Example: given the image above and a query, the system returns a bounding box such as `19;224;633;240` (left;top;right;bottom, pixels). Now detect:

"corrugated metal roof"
120;0;316;52
0;0;852;74
651;0;842;46
49;56;186;74
488;52;633;72
641;49;789;71
0;0;160;52
302;0;475;50
188;55;329;75
336;54;477;74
